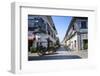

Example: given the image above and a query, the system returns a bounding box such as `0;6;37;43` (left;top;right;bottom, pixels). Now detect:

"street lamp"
35;34;40;41
35;34;41;50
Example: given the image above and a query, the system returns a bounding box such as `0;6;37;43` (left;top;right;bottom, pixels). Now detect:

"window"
72;25;75;30
83;39;88;50
28;16;47;33
80;21;87;29
28;19;34;27
74;40;76;47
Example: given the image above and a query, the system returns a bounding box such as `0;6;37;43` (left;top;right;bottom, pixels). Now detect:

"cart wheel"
37;50;44;56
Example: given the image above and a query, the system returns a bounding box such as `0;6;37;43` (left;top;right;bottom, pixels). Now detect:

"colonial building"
28;15;57;51
62;17;88;51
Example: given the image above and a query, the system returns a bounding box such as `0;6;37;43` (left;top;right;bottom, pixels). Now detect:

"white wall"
0;0;100;76
68;33;77;50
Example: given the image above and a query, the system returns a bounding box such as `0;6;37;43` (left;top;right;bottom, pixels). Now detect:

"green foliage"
56;37;60;48
30;45;37;53
84;43;88;50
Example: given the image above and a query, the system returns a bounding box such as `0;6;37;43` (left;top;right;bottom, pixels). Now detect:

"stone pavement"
66;50;88;58
28;52;39;56
55;46;88;58
28;46;86;61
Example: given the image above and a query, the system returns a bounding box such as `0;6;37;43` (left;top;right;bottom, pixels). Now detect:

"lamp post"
47;37;50;50
35;34;41;50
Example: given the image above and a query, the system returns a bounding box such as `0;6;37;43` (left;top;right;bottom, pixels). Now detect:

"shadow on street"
28;55;81;61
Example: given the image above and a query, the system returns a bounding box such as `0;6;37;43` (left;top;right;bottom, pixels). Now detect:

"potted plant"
30;45;37;53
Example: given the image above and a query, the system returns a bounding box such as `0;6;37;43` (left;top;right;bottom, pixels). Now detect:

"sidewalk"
28;52;39;56
66;50;88;58
28;47;88;58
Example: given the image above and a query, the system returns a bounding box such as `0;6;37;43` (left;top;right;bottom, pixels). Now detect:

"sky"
52;16;72;42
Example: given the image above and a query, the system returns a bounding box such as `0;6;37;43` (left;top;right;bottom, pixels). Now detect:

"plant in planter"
84;43;88;50
48;46;56;53
30;45;37;53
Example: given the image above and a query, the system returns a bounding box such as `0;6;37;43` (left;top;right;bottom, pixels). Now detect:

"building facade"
63;17;88;51
28;15;57;51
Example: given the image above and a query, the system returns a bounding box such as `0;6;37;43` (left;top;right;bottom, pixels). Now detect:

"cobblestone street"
56;46;88;58
28;46;88;61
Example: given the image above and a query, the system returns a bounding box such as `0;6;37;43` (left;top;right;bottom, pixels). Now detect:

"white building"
63;17;88;51
28;15;57;51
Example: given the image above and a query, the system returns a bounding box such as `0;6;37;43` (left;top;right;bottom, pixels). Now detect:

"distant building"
62;17;88;51
28;15;57;51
